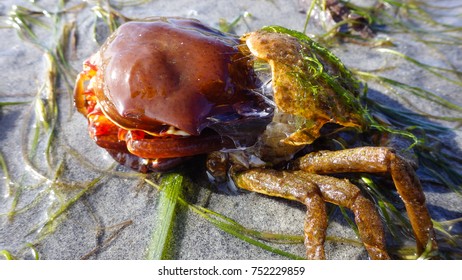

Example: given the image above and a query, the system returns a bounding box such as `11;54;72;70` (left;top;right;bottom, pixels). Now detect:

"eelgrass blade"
6;4;74;176
32;175;104;237
338;206;360;237
109;0;153;8
218;12;251;33
64;145;146;179
90;0;130;38
302;0;318;34
433;218;462;244
0;244;40;260
187;204;305;259
6;185;21;221
144;179;304;259
376;48;462;87
80;220;133;260
365;99;459;132
416;151;462;195
193;205;304;244
0;152;13;195
25;243;40;260
0;101;29;106
360;176;414;238
188;203;365;258
360;93;462;195
145;173;184;260
378;0;462;32
0;250;15;260
356;70;462;113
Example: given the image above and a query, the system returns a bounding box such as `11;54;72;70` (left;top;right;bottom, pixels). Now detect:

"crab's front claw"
242;26;366;145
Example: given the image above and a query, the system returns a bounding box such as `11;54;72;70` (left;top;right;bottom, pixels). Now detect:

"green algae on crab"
242;26;368;145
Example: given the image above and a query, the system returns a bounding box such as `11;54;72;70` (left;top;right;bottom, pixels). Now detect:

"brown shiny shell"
93;18;256;135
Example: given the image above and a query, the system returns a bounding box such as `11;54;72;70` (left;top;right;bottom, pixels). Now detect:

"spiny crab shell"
74;17;366;171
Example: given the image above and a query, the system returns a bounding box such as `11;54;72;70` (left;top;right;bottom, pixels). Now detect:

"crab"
74;17;437;259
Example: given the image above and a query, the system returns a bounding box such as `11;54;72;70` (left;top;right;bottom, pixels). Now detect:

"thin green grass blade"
0;250;15;260
416;151;462;195
302;0;318;34
144;179;304;259
90;0;129;36
0;244;40;260
33;175;104;237
365;99;459;131
193;205;303;244
6;186;21;221
360;91;462;195
0;152;12;194
356;70;462;113
0;101;29;106
433;219;460;243
360;176;413;239
25;243;40;260
188;204;305;259
80;220;133;260
145;173;184;260
218;12;251;33
338;206;360;237
376;48;462;86
194;200;357;256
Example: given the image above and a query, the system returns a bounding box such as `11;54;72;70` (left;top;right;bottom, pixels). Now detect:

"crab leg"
303;190;328;259
234;169;390;260
126;133;235;159
74;73;87;115
293;146;437;255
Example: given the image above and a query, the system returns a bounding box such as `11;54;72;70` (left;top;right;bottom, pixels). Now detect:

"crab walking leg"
234;169;327;259
303;193;328;259
297;172;390;259
234;169;390;260
294;146;437;254
73;72;89;116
